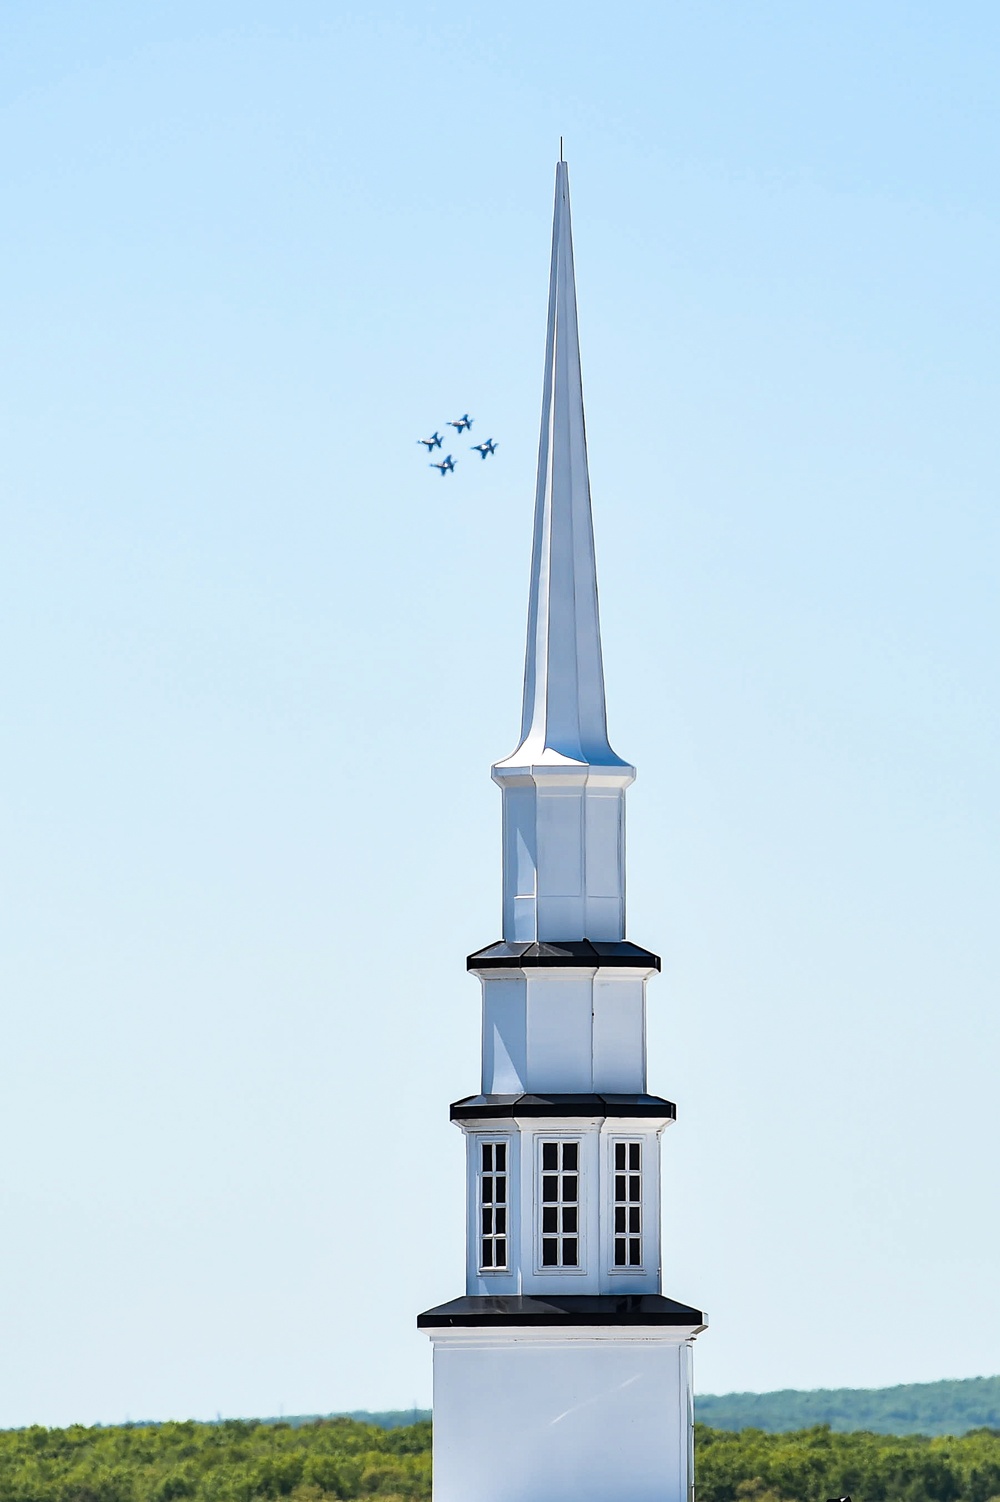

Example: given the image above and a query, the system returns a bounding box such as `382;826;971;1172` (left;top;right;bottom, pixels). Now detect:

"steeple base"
424;1317;703;1502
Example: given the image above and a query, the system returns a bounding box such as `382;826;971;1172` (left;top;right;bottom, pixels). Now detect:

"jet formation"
417;415;498;477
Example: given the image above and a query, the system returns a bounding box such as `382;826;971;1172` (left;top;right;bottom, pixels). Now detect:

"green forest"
697;1378;1000;1438
2;1417;1000;1502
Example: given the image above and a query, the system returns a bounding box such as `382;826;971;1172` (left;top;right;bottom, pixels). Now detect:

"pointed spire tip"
497;142;628;772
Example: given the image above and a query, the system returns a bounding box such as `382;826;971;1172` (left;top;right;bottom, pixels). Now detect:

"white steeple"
494;160;635;945
419;157;705;1502
498;160;628;771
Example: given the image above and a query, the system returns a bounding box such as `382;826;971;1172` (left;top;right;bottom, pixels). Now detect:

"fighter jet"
471;439;498;459
448;414;474;434
430;455;456;475
417;432;443;451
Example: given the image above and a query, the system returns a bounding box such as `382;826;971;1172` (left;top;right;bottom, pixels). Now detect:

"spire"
497;159;628;770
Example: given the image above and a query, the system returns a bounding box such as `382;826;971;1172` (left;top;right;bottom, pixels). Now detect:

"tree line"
0;1416;998;1502
697;1377;1000;1438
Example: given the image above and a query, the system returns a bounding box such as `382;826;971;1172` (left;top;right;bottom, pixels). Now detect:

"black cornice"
467;940;661;971
450;1093;676;1122
417;1294;706;1329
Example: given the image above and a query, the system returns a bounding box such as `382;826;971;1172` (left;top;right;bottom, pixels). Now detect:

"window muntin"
539;1140;580;1268
613;1140;642;1268
479;1141;508;1271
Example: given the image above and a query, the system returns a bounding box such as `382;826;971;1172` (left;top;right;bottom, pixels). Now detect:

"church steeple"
418;158;704;1502
500;161;627;770
494;160;634;944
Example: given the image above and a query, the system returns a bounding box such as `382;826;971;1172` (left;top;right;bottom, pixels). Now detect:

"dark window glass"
542;1175;558;1202
613;1143;642;1268
480;1141;509;1272
563;1143;578;1171
542;1142;558;1170
563;1238;578;1266
542;1238;558;1266
542;1206;558;1232
563;1175;578;1202
562;1207;577;1232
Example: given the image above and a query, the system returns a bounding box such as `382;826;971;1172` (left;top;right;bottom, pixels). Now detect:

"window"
479;1141;508;1271
613;1140;642;1267
539;1140;579;1268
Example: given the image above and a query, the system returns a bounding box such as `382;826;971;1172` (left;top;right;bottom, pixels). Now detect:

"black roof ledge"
468;940;661;972
451;1093;676;1122
417;1294;706;1329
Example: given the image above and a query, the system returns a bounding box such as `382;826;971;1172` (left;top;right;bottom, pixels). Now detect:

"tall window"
613;1140;642;1267
479;1141;508;1271
540;1140;579;1267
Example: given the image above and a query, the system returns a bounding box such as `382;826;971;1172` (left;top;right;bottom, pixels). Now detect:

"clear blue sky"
1;0;998;1428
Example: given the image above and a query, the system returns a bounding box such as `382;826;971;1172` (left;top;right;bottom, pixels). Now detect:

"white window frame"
477;1137;510;1274
534;1134;586;1275
608;1136;645;1274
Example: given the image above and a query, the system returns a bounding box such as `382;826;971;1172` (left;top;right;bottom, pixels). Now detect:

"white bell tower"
419;158;706;1502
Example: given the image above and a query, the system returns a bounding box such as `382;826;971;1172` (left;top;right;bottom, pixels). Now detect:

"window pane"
629;1239;641;1266
542;1238;558;1266
482;1241;493;1267
562;1207;577;1233
629;1143;640;1170
614;1236;626;1265
615;1174;626;1201
615;1142;626;1170
482;1209;492;1234
495;1174;506;1203
563;1143;578;1170
615;1206;626;1233
629;1207;641;1232
495;1238;506;1268
542;1175;558;1202
542;1206;558;1232
563;1238;578;1266
563;1175;578;1202
496;1208;506;1233
496;1143;506;1171
482;1144;493;1171
542;1142;558;1170
629;1175;641;1201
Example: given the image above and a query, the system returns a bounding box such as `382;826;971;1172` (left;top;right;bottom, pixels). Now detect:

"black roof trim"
451;1093;676;1122
417;1294;706;1329
467;940;661;972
